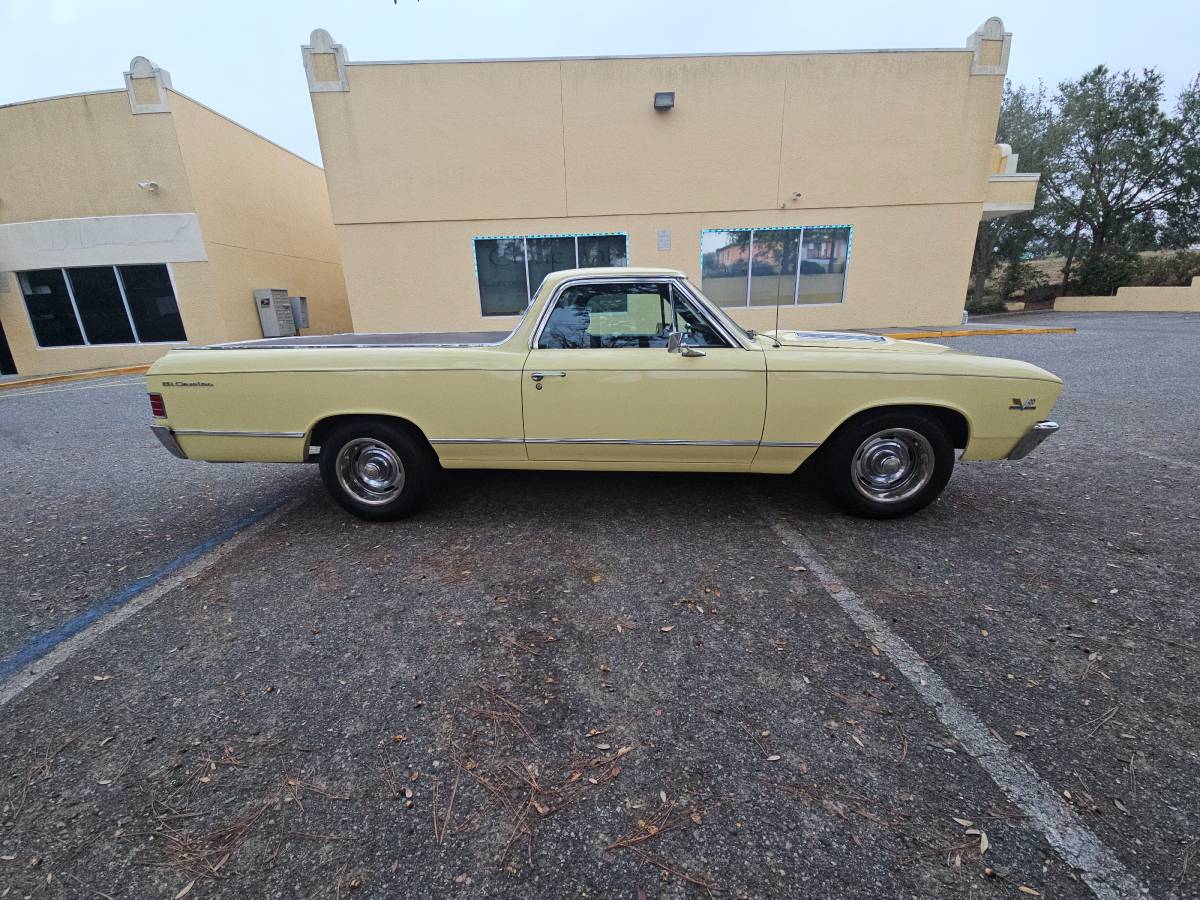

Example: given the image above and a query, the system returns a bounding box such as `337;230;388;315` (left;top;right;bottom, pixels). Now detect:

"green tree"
968;82;1053;310
1042;68;1200;293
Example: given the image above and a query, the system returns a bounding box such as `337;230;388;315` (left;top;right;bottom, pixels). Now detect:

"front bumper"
150;424;188;459
1008;420;1059;460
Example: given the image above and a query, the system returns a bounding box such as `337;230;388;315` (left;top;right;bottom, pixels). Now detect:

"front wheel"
318;420;433;521
818;410;955;518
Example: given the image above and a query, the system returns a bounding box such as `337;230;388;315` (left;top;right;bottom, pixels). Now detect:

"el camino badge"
162;381;214;387
1009;398;1037;411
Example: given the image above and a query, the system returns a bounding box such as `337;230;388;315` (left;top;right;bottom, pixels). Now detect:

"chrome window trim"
528;275;749;351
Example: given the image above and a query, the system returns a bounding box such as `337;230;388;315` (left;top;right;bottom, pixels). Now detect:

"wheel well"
832;404;970;450
306;414;438;461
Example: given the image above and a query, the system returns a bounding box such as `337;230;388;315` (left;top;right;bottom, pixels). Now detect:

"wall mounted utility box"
288;296;309;330
254;288;296;337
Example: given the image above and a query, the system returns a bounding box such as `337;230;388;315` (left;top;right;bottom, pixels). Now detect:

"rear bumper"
150;424;188;459
1008;420;1059;460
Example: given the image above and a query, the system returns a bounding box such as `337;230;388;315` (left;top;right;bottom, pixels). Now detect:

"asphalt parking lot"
1;311;1196;899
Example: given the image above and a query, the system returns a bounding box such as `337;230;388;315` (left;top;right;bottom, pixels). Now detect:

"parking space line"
0;377;145;400
0;497;301;710
1133;449;1199;471
771;520;1150;900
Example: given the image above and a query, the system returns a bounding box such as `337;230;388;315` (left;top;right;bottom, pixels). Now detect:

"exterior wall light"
653;91;675;111
138;181;159;193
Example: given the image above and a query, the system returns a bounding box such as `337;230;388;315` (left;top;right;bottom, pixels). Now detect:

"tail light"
148;392;167;418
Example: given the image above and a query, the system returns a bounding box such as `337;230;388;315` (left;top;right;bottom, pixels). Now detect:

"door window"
537;282;729;350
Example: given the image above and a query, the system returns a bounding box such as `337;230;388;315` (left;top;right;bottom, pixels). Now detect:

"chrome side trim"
150;425;188;459
430;437;525;444
526;438;759;446
430;436;820;447
1007;420;1059;460
173;429;305;438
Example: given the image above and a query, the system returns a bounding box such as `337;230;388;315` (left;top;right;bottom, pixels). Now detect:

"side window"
538;282;730;349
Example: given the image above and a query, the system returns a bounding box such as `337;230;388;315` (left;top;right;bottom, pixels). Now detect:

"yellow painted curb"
0;364;150;391
881;326;1077;340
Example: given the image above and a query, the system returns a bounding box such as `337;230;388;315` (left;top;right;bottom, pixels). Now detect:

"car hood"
759;330;952;353
756;330;1062;383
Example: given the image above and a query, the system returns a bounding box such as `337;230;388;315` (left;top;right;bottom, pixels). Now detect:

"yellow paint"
0;76;351;377
147;268;1062;472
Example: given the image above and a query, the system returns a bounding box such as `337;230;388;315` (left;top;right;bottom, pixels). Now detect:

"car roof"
539;266;686;291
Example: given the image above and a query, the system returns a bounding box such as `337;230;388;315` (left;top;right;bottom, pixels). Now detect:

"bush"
997;259;1049;302
1134;250;1200;286
1074;249;1143;296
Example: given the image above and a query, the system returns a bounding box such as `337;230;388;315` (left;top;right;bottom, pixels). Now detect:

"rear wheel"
318;420;433;521
818;410;955;518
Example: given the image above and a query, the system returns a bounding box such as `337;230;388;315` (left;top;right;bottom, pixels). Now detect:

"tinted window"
19;269;84;347
67;266;135;344
18;264;186;347
118;265;186;342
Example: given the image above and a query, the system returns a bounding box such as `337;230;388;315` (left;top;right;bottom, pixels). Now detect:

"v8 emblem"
1010;398;1037;411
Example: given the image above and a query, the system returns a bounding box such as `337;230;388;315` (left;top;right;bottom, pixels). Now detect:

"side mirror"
667;331;706;357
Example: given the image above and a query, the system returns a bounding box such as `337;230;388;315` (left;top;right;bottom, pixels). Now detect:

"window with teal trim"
474;233;628;316
700;225;851;307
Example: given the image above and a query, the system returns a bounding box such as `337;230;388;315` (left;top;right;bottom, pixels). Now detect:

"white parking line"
771;520;1151;900
0;498;300;710
0;377;144;400
1133;449;1200;472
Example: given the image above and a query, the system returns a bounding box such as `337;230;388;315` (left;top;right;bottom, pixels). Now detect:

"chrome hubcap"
851;428;934;503
336;438;405;505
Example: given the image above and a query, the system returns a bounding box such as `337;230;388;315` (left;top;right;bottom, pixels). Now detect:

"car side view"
146;268;1062;520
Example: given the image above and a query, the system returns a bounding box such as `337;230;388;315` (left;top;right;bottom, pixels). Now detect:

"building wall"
307;20;1029;334
168;91;352;337
1055;278;1200;313
0;67;352;376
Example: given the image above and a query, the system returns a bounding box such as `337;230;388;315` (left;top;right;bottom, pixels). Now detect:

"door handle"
530;372;567;382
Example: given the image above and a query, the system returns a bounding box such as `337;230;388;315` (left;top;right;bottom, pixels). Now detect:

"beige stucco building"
0;59;351;376
302;18;1038;337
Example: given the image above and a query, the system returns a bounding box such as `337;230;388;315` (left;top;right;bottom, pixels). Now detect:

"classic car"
146;267;1061;520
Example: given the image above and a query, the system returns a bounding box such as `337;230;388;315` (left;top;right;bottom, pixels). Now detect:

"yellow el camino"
146;268;1061;520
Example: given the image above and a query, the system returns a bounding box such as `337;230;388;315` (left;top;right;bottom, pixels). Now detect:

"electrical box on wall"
254;288;296;337
288;296;309;330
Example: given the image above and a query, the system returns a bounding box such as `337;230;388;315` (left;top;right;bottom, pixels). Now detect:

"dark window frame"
17;263;187;348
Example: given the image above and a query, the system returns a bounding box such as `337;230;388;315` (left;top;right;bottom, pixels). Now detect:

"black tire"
318;420;434;521
817;409;955;519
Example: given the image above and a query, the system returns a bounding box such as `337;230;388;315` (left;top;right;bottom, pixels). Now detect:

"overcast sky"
2;0;1196;165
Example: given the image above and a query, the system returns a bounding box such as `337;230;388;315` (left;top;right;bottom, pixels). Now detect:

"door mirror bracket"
667;331;706;357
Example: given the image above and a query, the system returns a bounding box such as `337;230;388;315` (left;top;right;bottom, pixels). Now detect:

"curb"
0;365;150;391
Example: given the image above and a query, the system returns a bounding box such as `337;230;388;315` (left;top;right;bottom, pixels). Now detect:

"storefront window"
701;225;852;306
474;233;629;316
18;264;186;347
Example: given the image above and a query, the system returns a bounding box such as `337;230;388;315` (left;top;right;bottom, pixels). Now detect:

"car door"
521;277;766;465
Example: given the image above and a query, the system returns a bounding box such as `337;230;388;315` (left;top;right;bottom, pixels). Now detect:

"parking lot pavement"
0;312;1196;898
0;376;306;660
